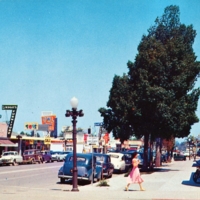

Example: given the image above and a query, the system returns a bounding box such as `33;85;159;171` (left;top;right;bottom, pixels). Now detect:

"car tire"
60;178;65;183
13;160;17;166
193;173;199;183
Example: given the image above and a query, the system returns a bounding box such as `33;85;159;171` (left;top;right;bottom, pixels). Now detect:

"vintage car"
0;151;23;165
40;150;53;163
58;152;102;183
107;152;126;173
94;153;114;178
173;153;186;161
23;149;43;164
51;151;68;162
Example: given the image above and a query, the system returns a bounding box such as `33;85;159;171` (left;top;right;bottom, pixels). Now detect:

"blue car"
94;153;114;178
58;152;102;183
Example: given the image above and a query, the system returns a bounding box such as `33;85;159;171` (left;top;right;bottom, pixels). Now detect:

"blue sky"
0;0;200;140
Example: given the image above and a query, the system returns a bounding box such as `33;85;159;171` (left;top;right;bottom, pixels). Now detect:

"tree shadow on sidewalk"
140;168;179;175
182;172;200;187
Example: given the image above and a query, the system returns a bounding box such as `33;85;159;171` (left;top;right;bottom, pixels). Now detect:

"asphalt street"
0;158;200;200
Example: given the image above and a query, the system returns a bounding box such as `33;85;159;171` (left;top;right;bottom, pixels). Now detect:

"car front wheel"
60;178;65;183
13;159;17;166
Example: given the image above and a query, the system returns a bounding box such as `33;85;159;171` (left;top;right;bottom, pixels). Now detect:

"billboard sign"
41;115;56;131
2;104;18;138
24;122;39;130
2;105;18;110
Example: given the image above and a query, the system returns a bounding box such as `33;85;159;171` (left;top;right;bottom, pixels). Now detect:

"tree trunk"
155;138;161;167
149;137;154;170
142;132;149;170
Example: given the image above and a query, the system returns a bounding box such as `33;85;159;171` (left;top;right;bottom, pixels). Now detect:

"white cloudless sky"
0;0;200;141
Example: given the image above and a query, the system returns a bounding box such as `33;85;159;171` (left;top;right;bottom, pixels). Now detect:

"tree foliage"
99;5;200;166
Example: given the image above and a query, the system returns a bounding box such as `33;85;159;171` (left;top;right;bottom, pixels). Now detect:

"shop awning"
0;139;18;147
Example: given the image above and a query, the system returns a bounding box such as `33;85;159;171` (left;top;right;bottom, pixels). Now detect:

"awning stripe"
0;139;18;147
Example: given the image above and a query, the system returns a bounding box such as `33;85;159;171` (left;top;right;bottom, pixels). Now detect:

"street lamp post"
65;97;84;192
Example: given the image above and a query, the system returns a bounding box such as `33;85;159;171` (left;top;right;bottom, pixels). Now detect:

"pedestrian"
125;151;145;191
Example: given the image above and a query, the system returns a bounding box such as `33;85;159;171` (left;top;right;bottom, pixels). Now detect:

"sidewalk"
1;158;200;200
79;158;200;199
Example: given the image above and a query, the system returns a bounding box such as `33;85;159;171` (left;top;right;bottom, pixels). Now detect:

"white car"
107;152;126;173
1;151;23;165
51;151;68;162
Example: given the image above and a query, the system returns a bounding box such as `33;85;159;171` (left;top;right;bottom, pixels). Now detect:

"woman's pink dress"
127;165;143;184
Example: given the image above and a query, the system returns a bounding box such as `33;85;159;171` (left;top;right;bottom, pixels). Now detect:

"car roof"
24;149;37;151
107;152;124;156
93;153;109;157
67;152;93;158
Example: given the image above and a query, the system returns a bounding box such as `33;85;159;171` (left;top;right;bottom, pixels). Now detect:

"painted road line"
0;166;60;174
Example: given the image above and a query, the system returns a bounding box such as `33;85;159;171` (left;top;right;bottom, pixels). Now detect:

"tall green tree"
99;74;136;142
99;5;200;169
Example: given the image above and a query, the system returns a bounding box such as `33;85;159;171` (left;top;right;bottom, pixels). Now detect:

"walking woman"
125;151;145;191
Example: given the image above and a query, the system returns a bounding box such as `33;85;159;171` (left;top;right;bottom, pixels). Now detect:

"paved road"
0;158;200;200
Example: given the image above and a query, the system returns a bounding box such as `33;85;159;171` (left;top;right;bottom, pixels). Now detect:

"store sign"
41;115;56;131
87;136;98;145
2;105;18;110
29;140;34;145
2;104;18;138
44;137;51;144
24;122;39;130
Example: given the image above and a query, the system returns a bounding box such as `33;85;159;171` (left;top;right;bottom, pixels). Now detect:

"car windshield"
24;151;34;155
96;156;105;162
51;152;60;155
3;152;14;156
109;154;119;158
123;154;132;159
51;152;58;155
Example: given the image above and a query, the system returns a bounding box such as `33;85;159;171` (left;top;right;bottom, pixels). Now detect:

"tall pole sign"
2;105;18;138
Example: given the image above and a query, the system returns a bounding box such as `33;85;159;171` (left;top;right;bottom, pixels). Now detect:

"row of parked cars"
0;149;71;166
58;150;144;184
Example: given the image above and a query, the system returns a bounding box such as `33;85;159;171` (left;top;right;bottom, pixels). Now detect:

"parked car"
125;150;144;168
174;153;186;161
0;157;2;165
107;152;126;173
62;151;71;160
94;153;114;178
23;149;43;164
51;151;67;162
197;150;200;157
40;150;52;163
58;152;102;183
120;152;134;171
161;153;167;163
0;151;23;166
107;147;117;153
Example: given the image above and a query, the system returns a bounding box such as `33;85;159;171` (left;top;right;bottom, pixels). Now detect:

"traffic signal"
88;128;91;134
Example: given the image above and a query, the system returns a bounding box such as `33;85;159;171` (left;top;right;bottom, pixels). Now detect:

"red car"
23;149;43;164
